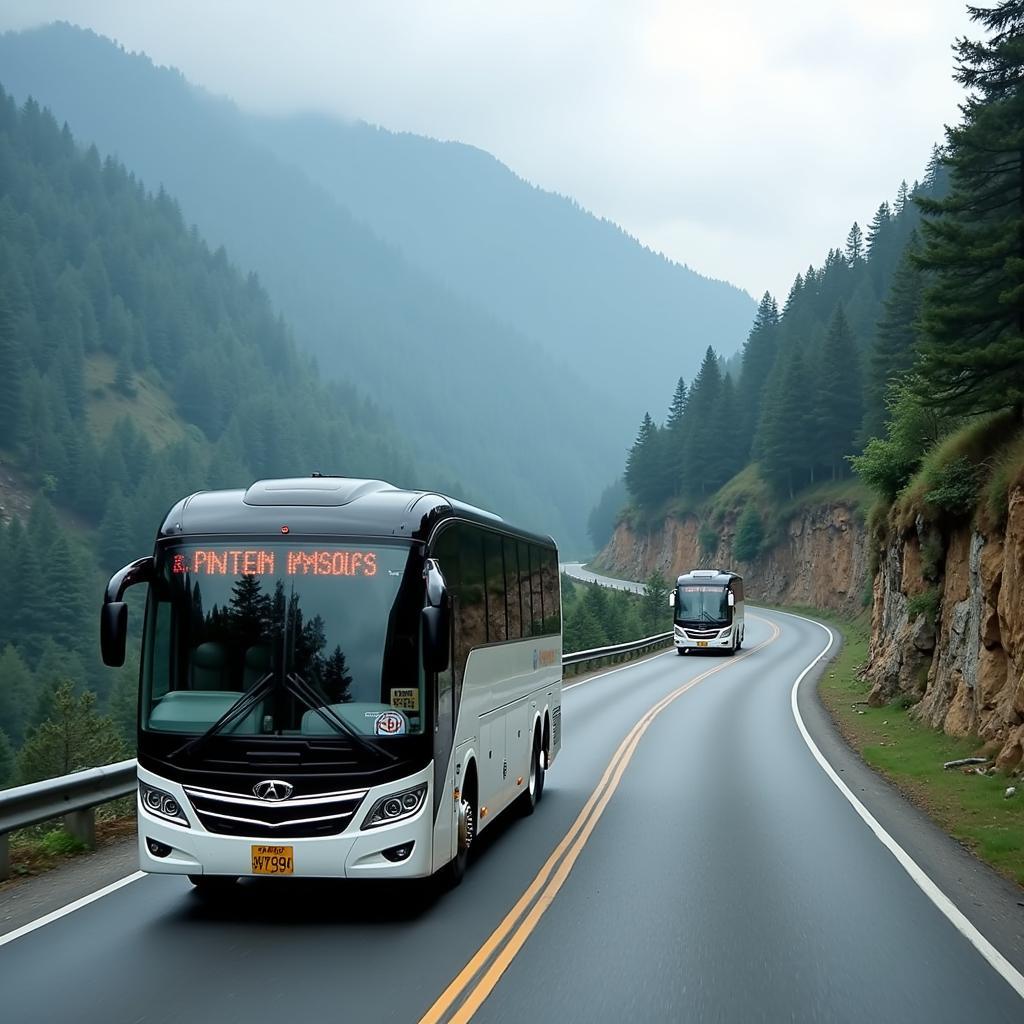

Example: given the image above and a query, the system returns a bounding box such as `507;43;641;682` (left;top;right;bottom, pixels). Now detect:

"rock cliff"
865;486;1024;770
596;502;869;618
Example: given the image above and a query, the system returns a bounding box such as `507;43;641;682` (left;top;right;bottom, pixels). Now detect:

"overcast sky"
1;1;975;300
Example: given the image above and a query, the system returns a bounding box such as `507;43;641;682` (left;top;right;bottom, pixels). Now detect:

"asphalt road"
2;608;1023;1022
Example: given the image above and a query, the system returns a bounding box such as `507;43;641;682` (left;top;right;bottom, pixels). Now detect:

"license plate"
251;844;293;875
697;641;709;648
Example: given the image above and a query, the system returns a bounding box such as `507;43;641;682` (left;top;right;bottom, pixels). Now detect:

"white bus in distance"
669;569;745;655
100;476;562;892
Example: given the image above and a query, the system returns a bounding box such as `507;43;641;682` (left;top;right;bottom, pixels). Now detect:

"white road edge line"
783;608;1024;1002
0;870;145;948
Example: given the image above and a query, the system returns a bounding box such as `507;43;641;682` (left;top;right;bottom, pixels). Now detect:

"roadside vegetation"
813;612;1024;887
560;572;669;653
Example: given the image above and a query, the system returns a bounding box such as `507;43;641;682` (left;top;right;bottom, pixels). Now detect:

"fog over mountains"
0;23;755;549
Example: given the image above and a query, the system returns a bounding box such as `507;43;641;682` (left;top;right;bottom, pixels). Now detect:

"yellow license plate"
251;844;294;875
697;641;709;647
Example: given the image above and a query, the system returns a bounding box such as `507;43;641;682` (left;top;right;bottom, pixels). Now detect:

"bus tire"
518;733;543;816
443;770;476;888
676;648;686;656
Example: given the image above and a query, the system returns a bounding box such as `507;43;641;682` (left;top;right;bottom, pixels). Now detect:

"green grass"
85;354;187;447
894;411;1020;531
814;611;1024;887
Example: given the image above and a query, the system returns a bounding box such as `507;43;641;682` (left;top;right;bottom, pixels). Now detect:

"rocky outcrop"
865;486;1024;770
596;502;869;618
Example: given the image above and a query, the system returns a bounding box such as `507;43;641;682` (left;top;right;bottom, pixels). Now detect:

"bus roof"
676;569;741;586
155;476;557;549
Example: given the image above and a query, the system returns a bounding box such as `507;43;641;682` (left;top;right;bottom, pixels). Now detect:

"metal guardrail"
0;630;672;878
562;631;673;667
0;759;137;879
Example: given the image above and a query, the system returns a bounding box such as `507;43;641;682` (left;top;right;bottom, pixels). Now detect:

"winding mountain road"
2;591;1024;1022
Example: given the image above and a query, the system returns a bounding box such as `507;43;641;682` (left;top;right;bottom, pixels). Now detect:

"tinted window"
541;548;560;634
504;537;522;639
456;527;487;674
530;546;544;636
518;541;533;638
485;532;507;642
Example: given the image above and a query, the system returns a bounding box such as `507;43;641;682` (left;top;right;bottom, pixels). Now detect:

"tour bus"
100;476;562;890
669;569;745;655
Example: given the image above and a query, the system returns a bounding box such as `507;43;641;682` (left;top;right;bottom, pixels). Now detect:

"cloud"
0;0;974;299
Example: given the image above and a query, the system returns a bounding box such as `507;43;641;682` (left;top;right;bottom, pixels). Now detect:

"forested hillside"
0;87;415;781
0;23;755;549
617;161;942;532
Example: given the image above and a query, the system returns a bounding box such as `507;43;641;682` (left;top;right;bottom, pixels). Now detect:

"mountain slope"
0;23;628;547
244;113;756;422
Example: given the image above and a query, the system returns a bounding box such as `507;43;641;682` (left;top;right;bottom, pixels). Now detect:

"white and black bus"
101;476;561;890
670;569;745;655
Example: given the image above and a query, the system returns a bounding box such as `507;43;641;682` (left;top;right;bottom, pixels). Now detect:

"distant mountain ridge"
246;112;755;418
0;22;755;549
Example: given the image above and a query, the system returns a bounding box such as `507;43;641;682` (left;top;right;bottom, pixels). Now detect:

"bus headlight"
361;783;427;830
140;782;190;827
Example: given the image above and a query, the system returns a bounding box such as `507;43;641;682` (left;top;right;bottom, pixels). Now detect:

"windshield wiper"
168;672;275;763
285;672;397;763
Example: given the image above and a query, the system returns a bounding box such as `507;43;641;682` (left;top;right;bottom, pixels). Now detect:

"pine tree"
624;412;663;510
865;203;893;257
813;305;864;478
662;377;689;497
895;180;911;213
683;347;724;496
863;234;925;440
18;682;127;783
738;292;780;450
845;222;865;264
0;727;13;787
0;644;36;746
642;570;670;634
756;343;813;497
914;2;1024;416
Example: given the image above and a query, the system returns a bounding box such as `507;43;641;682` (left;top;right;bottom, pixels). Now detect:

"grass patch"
894;411;1019;531
815;612;1024;887
85;353;187;448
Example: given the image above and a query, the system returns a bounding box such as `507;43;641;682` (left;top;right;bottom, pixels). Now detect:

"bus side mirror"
728;592;735;607
422;604;451;674
422;558;451;673
668;592;675;607
100;555;154;667
101;603;129;667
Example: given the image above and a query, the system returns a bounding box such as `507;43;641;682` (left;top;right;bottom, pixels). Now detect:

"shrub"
698;524;718;558
39;829;87;857
733;506;764;562
924;457;980;519
907;587;941;629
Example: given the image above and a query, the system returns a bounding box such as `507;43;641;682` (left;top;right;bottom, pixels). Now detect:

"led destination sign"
170;549;379;578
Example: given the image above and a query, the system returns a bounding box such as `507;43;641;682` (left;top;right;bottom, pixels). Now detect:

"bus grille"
680;628;722;640
185;787;367;839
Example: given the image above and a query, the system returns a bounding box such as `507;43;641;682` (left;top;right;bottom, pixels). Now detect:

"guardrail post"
0;833;9;881
64;809;96;850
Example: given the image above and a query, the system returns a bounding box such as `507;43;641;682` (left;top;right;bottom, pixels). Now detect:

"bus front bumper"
674;628;734;650
136;764;436;880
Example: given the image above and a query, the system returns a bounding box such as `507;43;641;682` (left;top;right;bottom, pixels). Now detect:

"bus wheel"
676;648;686;656
519;734;543;816
444;786;476;888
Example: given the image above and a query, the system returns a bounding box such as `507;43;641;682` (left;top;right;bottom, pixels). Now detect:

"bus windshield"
141;541;425;738
675;585;730;624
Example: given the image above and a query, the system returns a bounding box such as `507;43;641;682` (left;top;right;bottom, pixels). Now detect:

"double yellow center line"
420;618;782;1023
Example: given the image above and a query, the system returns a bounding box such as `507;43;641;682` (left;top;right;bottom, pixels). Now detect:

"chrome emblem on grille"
253;780;293;801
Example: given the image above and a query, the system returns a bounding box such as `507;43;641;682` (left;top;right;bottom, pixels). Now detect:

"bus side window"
530;545;544;636
504;537;522;639
485;533;507;642
457;526;487;665
518;541;533;638
541;548;560;634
